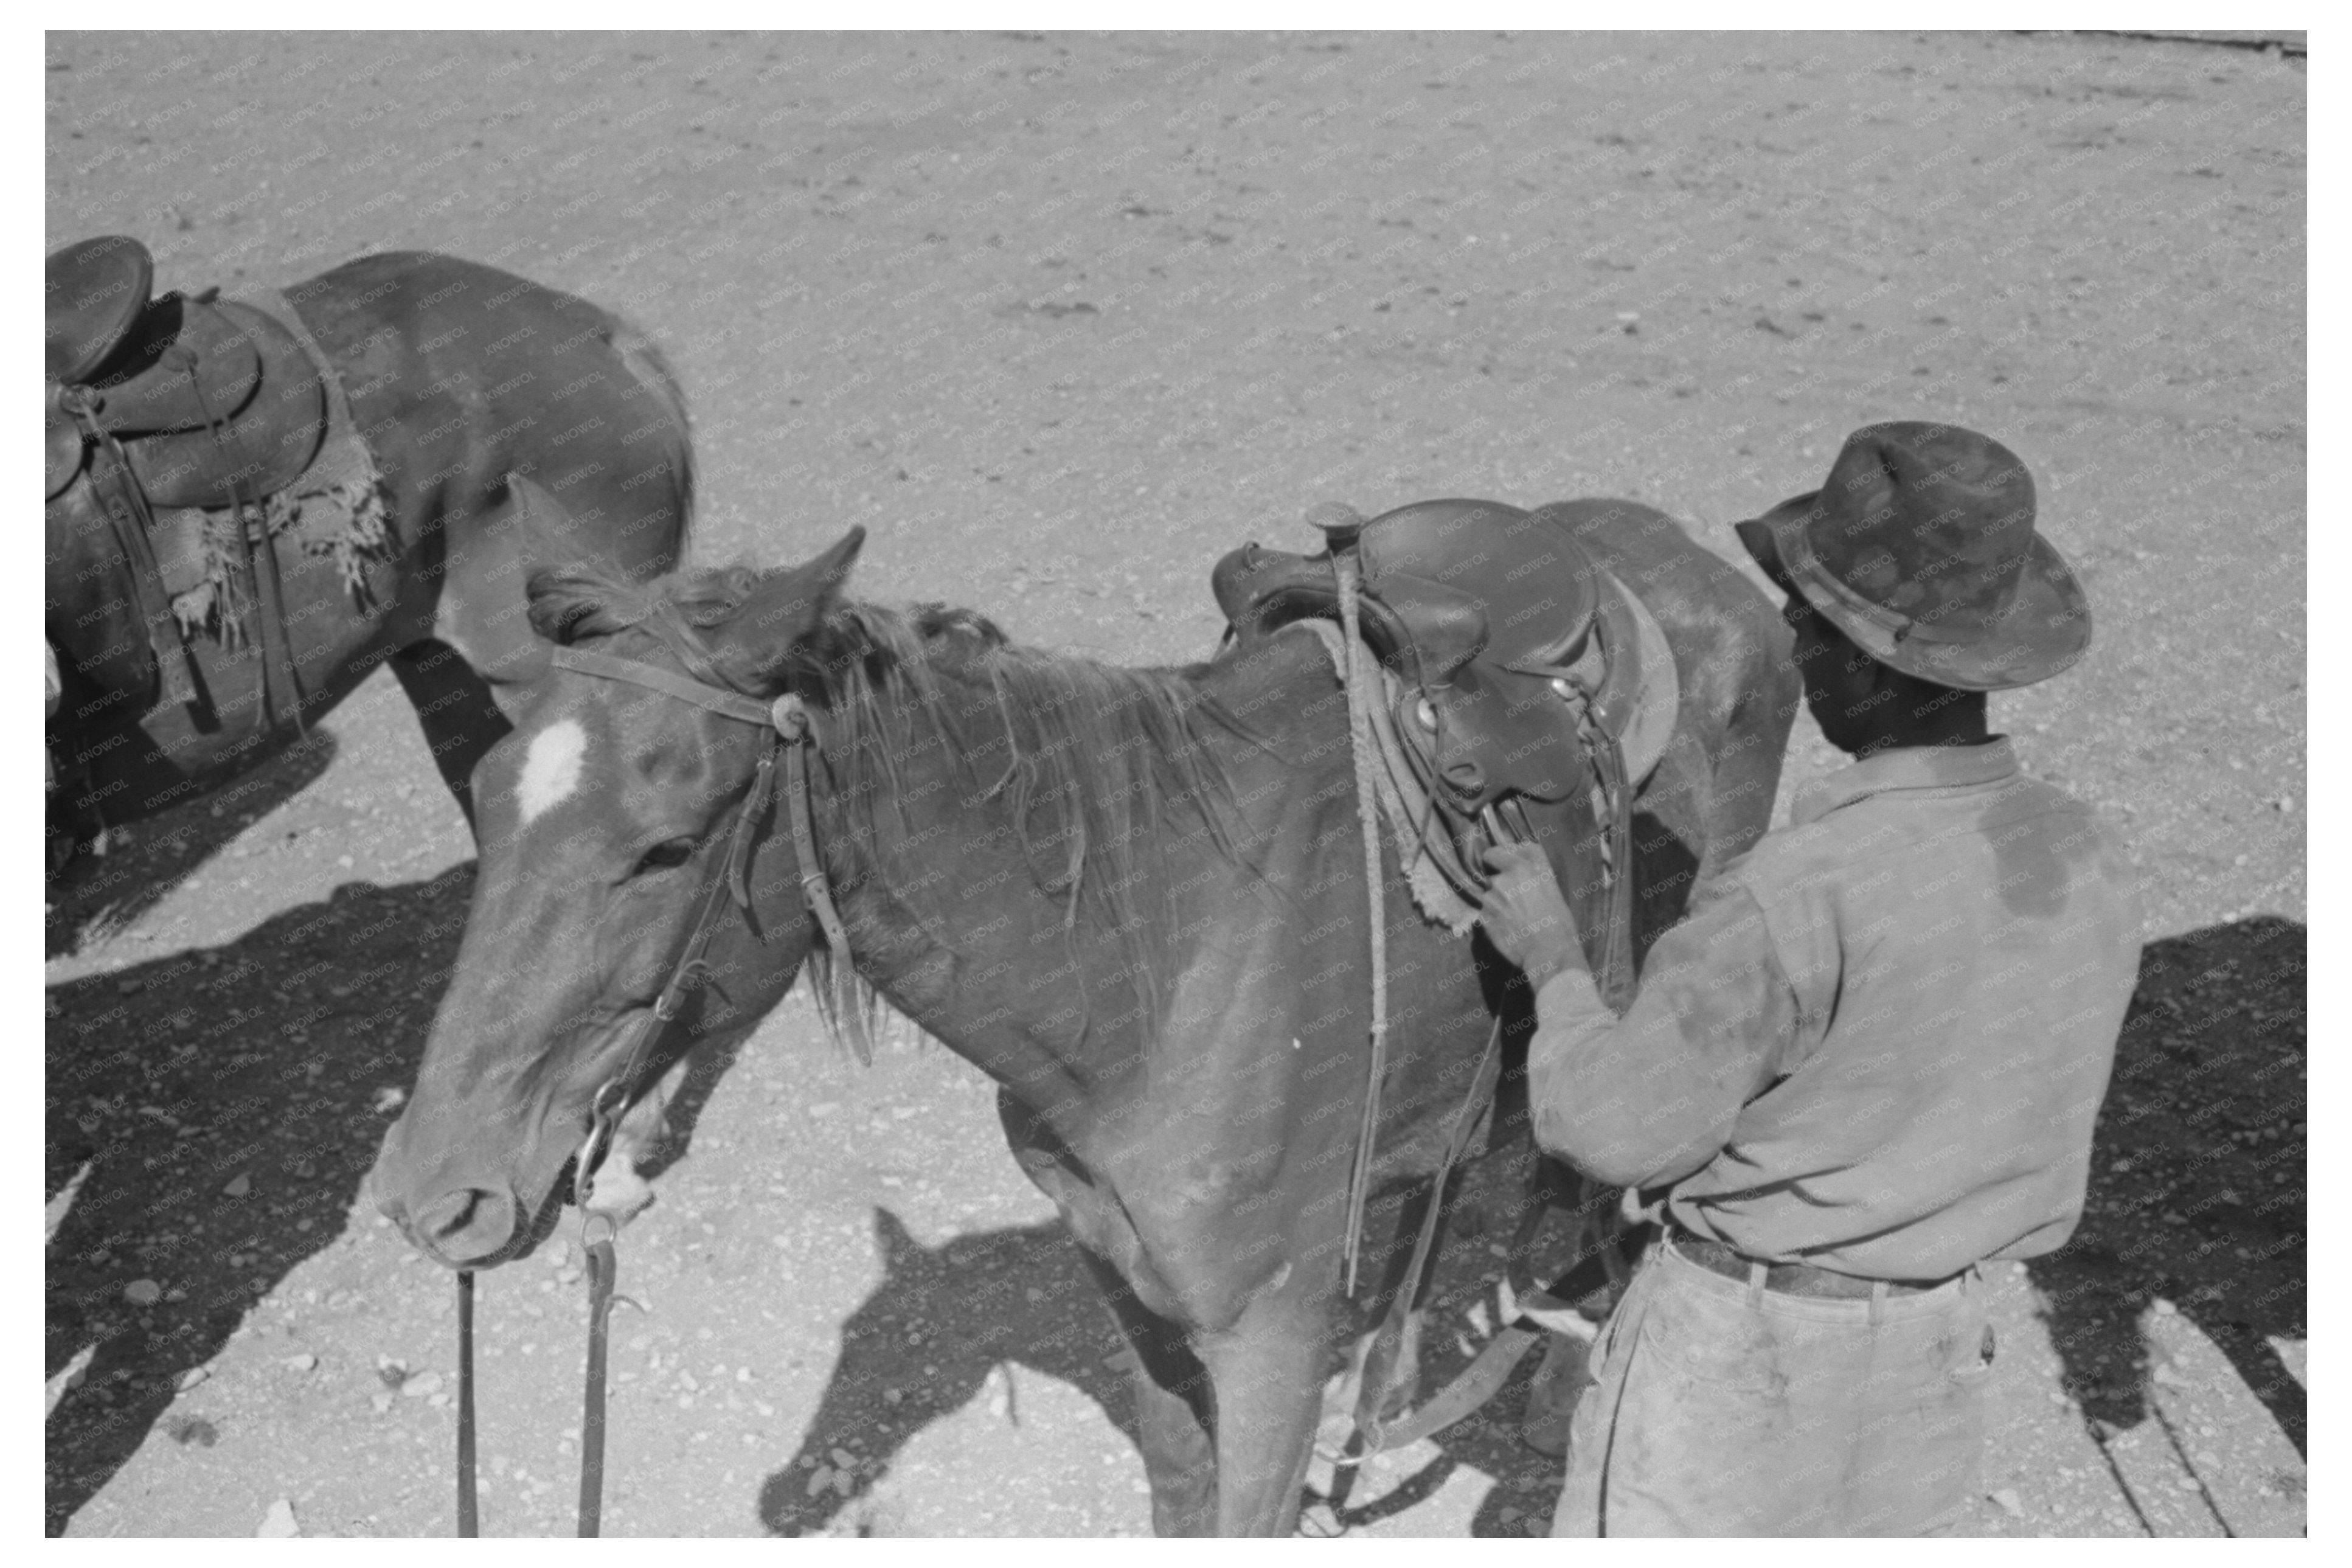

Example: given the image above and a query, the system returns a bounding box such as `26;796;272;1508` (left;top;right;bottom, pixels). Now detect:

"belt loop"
1869;1279;1889;1326
1746;1260;1767;1308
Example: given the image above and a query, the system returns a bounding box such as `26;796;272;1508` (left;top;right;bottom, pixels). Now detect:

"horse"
367;496;1795;1535
43;245;696;876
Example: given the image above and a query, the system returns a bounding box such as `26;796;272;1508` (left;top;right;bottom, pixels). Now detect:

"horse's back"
290;252;692;558
288;252;694;681
1535;498;1798;932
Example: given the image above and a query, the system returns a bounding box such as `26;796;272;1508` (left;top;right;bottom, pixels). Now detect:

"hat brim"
1733;494;1811;597
1733;494;2093;692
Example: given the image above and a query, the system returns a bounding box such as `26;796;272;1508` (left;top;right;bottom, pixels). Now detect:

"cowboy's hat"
1735;421;2091;692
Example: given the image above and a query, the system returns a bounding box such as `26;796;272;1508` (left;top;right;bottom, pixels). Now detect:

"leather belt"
1667;1229;1957;1300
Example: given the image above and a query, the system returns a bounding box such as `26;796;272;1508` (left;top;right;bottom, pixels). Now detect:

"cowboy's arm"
1525;882;1800;1188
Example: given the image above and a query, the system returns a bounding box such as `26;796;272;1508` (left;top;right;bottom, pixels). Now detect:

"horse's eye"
634;838;698;875
1414;697;1438;732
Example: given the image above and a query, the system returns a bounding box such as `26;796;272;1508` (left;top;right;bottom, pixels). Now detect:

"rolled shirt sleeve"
1527;881;1803;1190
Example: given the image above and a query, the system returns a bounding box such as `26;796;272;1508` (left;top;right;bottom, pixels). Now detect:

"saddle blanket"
161;288;395;640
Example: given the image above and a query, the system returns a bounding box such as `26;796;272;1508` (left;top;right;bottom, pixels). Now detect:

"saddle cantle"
47;234;153;384
1212;499;1677;812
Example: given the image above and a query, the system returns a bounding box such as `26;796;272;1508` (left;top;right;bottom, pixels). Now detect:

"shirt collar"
1790;737;2019;826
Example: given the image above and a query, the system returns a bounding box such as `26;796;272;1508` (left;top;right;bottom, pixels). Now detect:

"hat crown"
1803;421;2037;634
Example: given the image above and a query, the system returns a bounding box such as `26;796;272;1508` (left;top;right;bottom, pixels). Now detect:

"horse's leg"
389;638;510;831
1076;1251;1218;1536
1195;1297;1331;1536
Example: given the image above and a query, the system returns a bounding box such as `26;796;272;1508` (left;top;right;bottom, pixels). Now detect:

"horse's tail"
607;314;697;569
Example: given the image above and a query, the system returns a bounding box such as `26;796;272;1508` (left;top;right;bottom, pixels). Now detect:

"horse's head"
369;482;865;1269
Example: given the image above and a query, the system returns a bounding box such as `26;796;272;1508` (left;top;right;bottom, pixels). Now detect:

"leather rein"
453;624;853;1538
1320;521;1639;1471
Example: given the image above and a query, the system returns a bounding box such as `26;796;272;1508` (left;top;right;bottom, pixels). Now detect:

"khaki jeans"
1552;1235;1994;1536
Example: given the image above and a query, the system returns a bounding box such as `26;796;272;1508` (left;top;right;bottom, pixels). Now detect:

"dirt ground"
44;30;2304;1538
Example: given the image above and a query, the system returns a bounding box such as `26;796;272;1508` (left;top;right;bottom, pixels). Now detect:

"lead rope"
575;1218;620;1536
456;1271;477;1536
456;702;794;1538
1323;511;1390;1302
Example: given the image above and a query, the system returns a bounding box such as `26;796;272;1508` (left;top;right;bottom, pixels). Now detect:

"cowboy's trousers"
1550;1236;1994;1536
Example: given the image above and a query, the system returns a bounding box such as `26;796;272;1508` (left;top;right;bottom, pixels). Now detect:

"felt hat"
1734;421;2091;691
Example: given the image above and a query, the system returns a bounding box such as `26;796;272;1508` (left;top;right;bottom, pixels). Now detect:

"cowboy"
1479;422;2143;1536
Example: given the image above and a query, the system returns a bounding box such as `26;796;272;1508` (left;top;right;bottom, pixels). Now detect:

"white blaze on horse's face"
516;718;588;827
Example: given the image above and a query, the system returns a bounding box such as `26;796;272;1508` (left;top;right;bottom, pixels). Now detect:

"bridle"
452;616;856;1538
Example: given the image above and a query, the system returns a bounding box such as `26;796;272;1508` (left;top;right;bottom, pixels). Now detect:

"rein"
452;633;855;1538
1314;515;1643;1471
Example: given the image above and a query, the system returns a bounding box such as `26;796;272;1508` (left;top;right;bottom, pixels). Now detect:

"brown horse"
43;247;696;872
369;501;1793;1535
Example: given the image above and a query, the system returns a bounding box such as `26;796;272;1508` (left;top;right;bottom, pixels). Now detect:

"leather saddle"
45;235;333;727
1212;499;1680;1010
46;235;328;507
1212;499;1676;812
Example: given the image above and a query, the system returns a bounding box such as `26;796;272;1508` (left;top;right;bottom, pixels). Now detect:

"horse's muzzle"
378;1181;522;1271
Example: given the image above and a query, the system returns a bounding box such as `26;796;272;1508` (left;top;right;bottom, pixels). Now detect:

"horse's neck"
819;637;1334;1116
813;688;1134;1107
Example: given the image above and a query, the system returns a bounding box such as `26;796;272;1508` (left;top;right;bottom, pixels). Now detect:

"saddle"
1213;499;1676;807
1211;499;1680;1007
45;235;331;725
46;237;328;506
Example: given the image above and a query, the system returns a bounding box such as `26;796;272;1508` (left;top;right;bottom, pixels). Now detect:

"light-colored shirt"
1528;737;2143;1281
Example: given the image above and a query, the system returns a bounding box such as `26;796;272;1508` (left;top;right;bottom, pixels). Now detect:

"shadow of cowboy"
2025;917;2305;1488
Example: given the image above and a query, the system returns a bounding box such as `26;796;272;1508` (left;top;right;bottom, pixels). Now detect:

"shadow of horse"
757;1208;1136;1535
46;731;341;959
2026;917;2306;1503
761;1136;1585;1538
43;865;471;1535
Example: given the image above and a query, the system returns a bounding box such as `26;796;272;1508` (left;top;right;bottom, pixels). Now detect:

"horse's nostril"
1445;761;1482;785
412;1187;517;1266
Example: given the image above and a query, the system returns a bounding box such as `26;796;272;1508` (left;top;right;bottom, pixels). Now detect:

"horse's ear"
734;526;866;650
511;474;609;578
516;473;645;644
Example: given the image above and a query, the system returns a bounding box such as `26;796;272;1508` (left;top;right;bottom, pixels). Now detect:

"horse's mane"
528;556;1258;1048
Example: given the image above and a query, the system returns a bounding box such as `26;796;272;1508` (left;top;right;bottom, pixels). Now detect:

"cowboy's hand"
1479;841;1583;991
